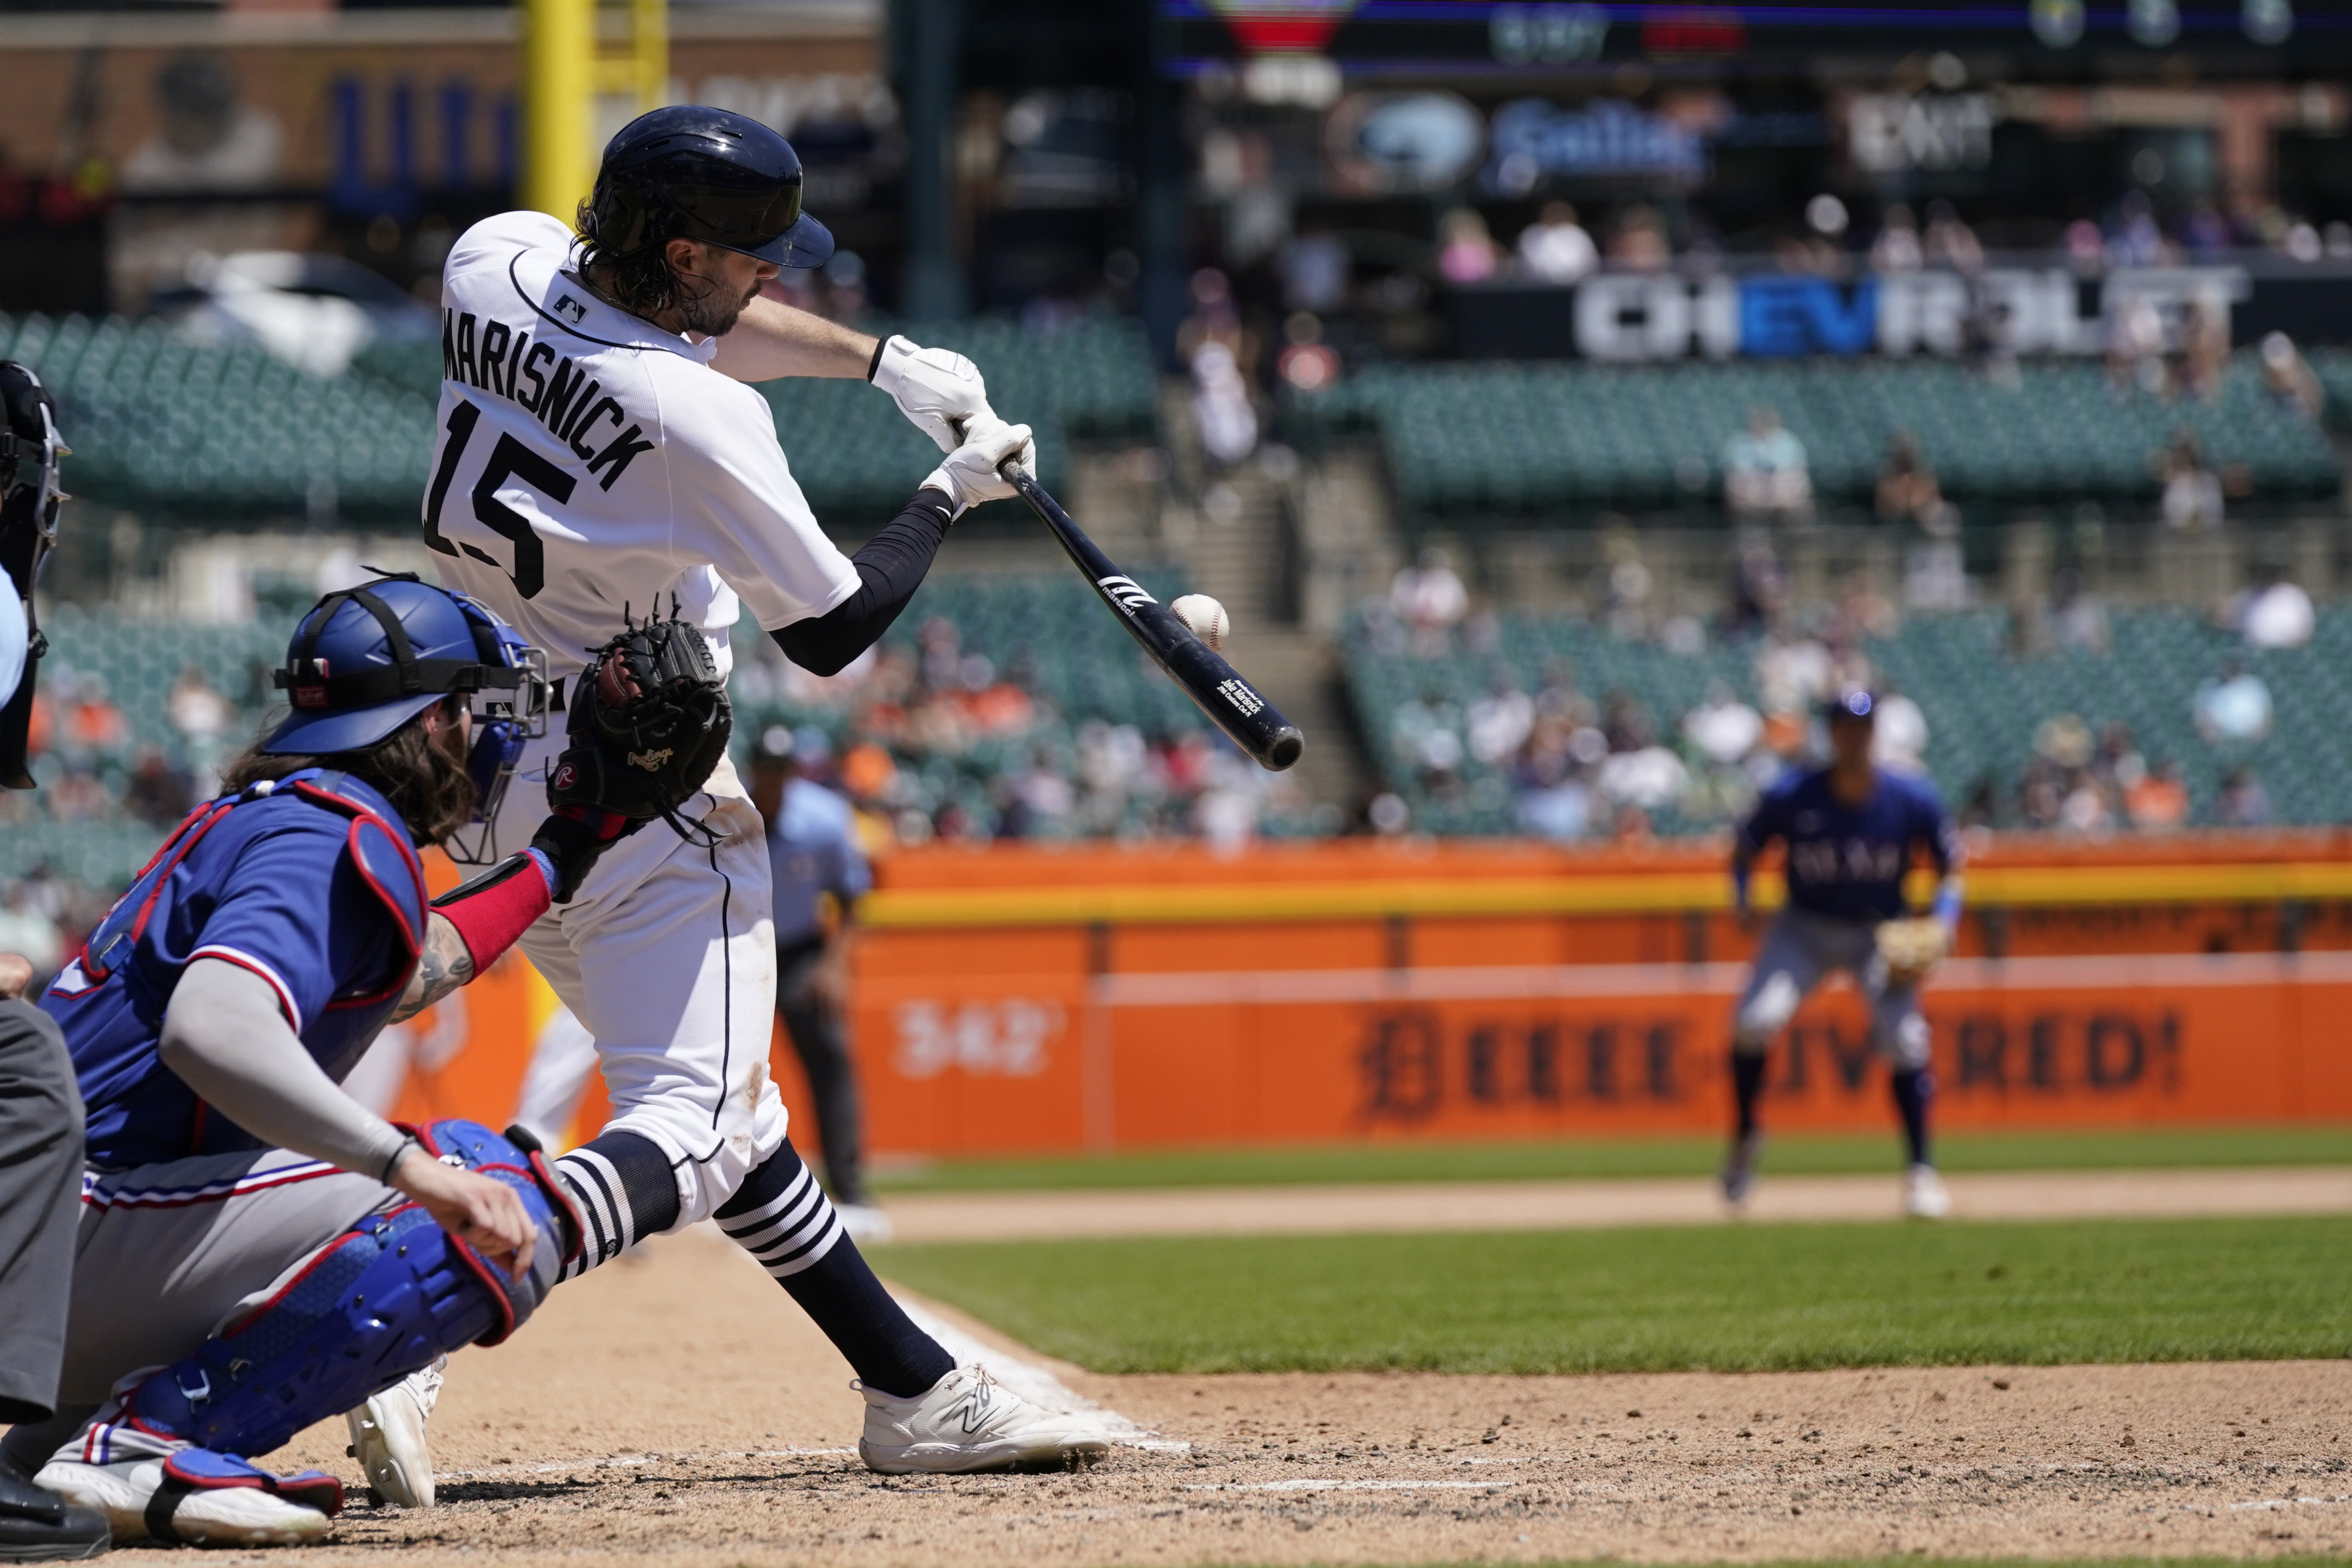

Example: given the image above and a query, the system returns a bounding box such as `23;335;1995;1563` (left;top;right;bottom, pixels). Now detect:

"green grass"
875;1216;2352;1375
870;1127;2352;1194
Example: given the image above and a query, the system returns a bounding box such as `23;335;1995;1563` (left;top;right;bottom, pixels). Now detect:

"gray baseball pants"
0;1000;84;1426
1731;907;1931;1070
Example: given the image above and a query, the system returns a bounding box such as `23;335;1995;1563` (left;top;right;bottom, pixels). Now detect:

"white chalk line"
1185;1479;1518;1494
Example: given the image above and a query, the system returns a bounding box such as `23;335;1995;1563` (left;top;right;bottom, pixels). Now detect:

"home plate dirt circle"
216;1223;2352;1565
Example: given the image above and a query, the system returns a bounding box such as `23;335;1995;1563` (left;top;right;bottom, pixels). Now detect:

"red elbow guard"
430;852;554;971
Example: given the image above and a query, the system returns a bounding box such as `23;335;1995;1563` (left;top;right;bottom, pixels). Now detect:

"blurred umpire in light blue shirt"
749;725;886;1238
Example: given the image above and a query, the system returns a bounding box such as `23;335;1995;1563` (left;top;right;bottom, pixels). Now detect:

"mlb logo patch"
553;294;588;325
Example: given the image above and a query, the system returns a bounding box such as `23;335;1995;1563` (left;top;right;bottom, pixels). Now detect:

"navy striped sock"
553;1130;681;1281
716;1140;953;1398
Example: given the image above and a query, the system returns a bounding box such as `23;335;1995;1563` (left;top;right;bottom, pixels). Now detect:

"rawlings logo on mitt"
546;610;732;832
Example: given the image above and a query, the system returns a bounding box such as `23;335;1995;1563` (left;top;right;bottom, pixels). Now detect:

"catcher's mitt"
548;612;732;832
1875;916;1949;986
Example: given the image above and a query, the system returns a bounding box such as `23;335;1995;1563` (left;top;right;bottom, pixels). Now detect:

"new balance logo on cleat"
1217;678;1264;717
1097;575;1156;614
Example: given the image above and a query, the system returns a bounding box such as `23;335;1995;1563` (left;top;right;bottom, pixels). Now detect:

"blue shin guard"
119;1120;579;1459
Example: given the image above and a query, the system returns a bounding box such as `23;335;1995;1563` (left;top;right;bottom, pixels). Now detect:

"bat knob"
1264;727;1305;772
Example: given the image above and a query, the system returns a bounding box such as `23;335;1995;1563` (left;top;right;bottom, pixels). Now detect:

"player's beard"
676;274;762;338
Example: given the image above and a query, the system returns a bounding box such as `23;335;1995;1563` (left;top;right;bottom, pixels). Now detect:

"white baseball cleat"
346;1355;446;1508
857;1365;1112;1474
38;1455;337;1547
1904;1163;1952;1219
834;1203;895;1245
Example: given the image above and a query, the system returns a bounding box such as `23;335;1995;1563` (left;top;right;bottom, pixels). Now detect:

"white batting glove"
920;419;1034;518
871;334;996;454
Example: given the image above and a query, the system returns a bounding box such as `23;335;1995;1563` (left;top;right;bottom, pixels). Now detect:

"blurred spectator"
1868;204;1923;272
1391;547;1469;645
2107;293;2167;396
1438;208;1501;284
1725;529;1791;634
1683;683;1762;766
1190;341;1258;467
1276;313;1342;394
1279;226;1350;314
1876;433;1956;536
125;745;193;829
2178;297;2228;403
1517;201;1597;284
1512;723;1592;844
1391;687;1465;788
2194;659;2273;743
1753;630;1832;717
2218;766;2271;827
2261;331;2324;421
2124;759;2190;830
2179;201;2233;258
1723;407;1812;524
1465;669;1534;766
1176;266;1247;366
2239;567;2314;650
1872;686;1929;773
1921;200;1982;273
61;672;127;753
2106;191;2168;268
2064;217;2106;271
168;665;231;743
1606;206;1673;273
2157;430;2223;532
0;882;62;977
2050;569;2110;654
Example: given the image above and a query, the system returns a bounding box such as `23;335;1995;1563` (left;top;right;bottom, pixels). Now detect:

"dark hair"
221;696;476;846
576;199;688;321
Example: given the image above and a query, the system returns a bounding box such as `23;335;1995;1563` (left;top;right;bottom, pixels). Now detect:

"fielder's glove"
1875;916;1950;986
921;419;1036;518
543;612;733;885
872;334;996;454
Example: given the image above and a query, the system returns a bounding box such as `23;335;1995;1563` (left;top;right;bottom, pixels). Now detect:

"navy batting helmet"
585;105;834;270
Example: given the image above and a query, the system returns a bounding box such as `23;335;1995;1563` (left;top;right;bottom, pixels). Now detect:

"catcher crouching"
1722;688;1966;1220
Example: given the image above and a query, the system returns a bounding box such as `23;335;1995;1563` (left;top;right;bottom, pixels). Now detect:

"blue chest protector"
46;769;428;1171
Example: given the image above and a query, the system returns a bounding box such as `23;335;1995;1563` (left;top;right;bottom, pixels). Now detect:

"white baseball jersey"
426;211;860;694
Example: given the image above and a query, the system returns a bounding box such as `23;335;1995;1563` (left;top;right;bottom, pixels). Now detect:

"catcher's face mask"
447;590;550;866
0;361;68;790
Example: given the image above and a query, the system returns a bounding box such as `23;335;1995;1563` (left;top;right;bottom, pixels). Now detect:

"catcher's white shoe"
1904;1163;1952;1219
346;1355;445;1508
857;1366;1112;1474
38;1453;337;1547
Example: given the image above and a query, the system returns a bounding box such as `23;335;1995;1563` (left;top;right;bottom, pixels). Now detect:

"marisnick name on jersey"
439;308;656;493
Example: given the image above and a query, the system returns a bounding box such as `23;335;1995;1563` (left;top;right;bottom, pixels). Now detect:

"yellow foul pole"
523;0;594;224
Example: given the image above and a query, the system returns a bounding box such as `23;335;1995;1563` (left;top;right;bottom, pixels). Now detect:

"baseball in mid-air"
1171;594;1230;649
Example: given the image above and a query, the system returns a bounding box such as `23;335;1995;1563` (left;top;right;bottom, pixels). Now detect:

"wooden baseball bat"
1004;465;1304;773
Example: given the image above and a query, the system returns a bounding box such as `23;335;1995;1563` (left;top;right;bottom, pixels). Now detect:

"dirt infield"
877;1166;2352;1242
182;1223;2352;1566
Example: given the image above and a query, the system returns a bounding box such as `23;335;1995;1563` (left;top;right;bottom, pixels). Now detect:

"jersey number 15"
421;399;571;599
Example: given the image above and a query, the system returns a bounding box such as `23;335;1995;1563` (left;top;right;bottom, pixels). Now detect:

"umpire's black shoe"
0;1467;109;1561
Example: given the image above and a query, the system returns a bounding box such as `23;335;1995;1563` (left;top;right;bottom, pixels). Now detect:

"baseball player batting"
399;102;1102;1489
1723;689;1965;1219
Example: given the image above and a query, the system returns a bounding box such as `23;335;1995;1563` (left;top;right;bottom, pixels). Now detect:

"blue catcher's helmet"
267;575;548;857
586;105;835;270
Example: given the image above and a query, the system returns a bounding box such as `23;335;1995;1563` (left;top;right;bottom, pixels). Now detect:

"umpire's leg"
0;1000;84;1425
0;996;111;1558
776;938;869;1207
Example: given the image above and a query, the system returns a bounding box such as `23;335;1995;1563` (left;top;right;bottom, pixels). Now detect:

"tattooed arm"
391;911;476;1024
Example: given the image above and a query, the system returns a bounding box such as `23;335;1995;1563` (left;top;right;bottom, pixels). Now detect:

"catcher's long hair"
222;695;477;846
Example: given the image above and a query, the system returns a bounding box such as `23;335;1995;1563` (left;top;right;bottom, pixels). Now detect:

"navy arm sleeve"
770;489;954;677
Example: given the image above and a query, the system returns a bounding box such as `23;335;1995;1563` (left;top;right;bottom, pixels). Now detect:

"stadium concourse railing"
384;833;2352;1160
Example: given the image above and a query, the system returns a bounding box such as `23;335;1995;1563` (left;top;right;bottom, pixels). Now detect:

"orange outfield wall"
839;832;2352;1159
